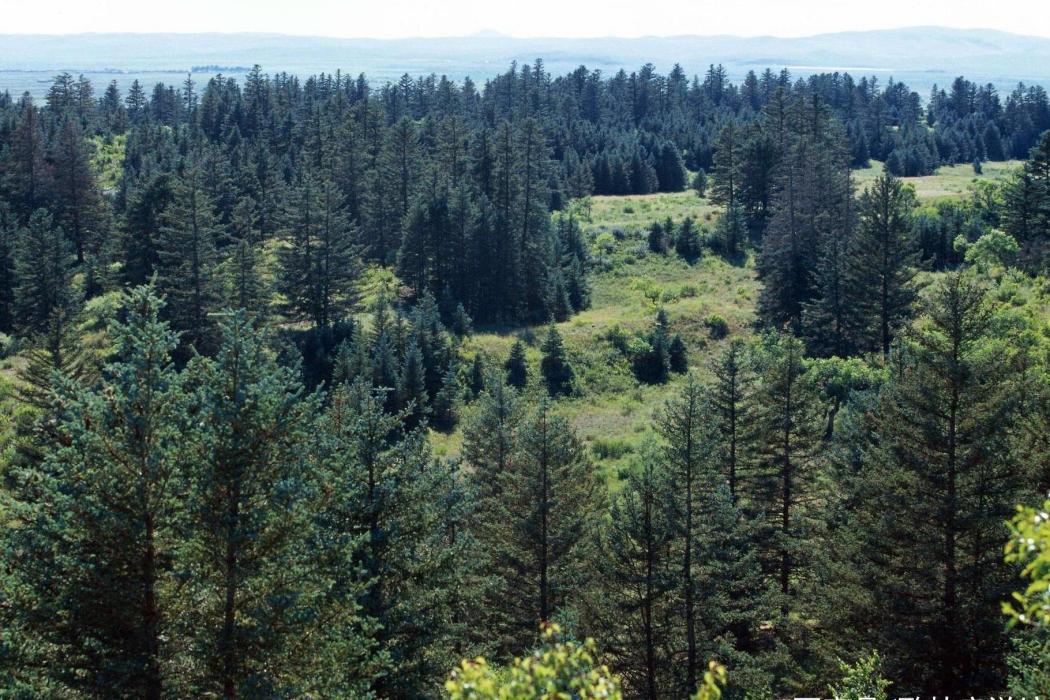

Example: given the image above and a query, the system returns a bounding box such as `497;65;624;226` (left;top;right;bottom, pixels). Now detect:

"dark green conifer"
849;173;919;355
468;352;486;398
13;209;76;338
849;273;1025;693
540;325;574;397
655;375;716;694
598;443;677;699
279;173;362;329
504;339;529;389
1;286;186;698
181;311;333;696
320;379;478;696
156;166;220;355
479;399;603;655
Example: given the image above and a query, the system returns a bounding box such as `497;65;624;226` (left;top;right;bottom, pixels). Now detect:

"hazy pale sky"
2;0;1049;38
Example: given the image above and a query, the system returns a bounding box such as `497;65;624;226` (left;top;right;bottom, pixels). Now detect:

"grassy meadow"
853;159;1023;200
0;150;1025;481
434;158;1025;480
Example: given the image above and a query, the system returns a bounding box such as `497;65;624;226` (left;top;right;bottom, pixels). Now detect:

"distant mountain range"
2;26;1049;98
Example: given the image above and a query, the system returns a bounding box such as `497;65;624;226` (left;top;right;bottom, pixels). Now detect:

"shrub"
669;333;688;373
704;314;730;340
446;625;727;700
603;325;630;354
962;230;1019;272
0;333;20;359
446;625;622;700
1005;495;1050;628
829;651;891;700
591;438;635;461
678;284;699;298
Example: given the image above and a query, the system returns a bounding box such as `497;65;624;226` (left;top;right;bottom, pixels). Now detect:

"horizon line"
1;24;1049;42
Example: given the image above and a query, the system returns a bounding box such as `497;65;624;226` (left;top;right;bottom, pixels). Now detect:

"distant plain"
3;26;1050;97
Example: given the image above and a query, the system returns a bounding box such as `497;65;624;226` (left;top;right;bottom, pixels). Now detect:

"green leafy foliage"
446;625;728;700
829;651;891;700
445;625;624;700
1005;496;1050;628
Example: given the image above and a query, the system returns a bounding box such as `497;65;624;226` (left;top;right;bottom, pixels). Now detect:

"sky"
2;0;1049;38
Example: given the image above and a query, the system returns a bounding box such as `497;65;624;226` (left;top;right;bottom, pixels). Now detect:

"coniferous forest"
1;58;1050;699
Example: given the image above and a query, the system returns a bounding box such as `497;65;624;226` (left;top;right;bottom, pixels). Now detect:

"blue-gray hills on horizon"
2;26;1049;97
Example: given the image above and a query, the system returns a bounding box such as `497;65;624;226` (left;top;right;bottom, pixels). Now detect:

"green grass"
90;134;126;192
447;193;759;480
444;158;1025;479
854;159;1021;201
579;190;720;233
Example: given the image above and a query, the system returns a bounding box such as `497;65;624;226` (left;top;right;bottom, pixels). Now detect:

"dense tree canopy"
1;59;1049;699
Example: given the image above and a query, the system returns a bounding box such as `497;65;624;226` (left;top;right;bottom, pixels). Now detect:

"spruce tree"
709;338;756;503
758;95;851;332
122;173;175;287
692;169;708;198
0;207;16;332
647;220;668;254
633;311;672;385
179;312;337;695
279;173;362;329
468;352;486;397
398;340;429;428
739;126;780;240
462;374;522;503
156;166;220;355
693;486;777;698
711;122;741;209
674;217;702;263
2;100;46;217
598;444;677;699
668;333;688;374
713;203;747;260
540;325;574;397
1002;131;1050;271
1;286;186;698
801;168;863;358
11;214;94;408
479;399;603;655
320;379;476;696
738;332;827;695
516;118;559;321
655;375;716;693
504;339;529;389
17;305;89;410
656;141;687;192
849;272;1025;693
224;197;269;317
48;116;103;264
398;191;451;296
746;332;825;605
431;367;462;431
849;173;919;355
13;209;76;338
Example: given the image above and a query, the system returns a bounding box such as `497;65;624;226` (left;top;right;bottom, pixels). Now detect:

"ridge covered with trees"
0;60;1049;698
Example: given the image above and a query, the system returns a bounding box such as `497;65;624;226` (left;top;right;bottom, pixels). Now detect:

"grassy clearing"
442;159;1023;477
854;159;1022;201
580;190;720;233
446;192;759;479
